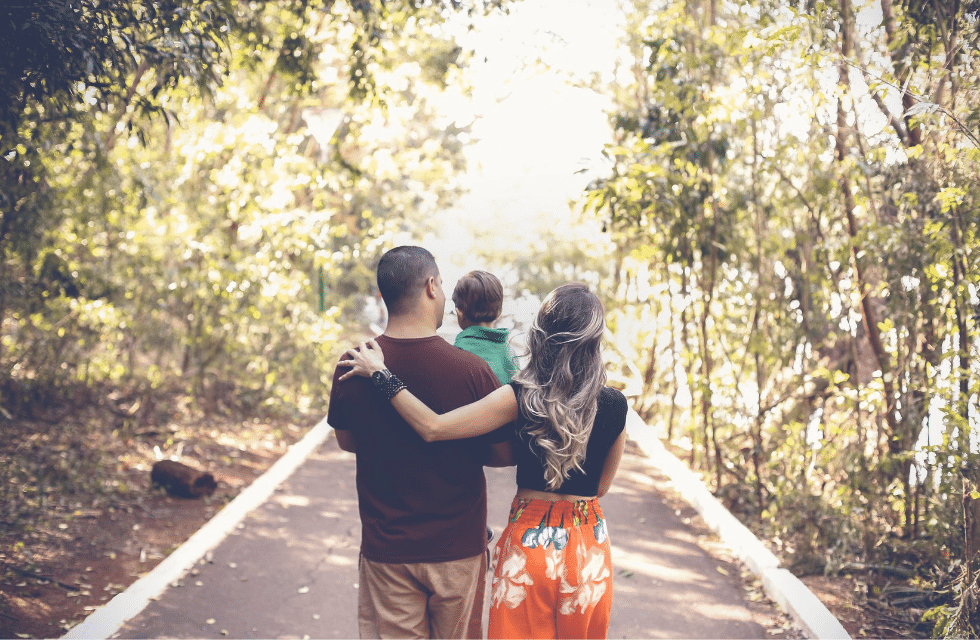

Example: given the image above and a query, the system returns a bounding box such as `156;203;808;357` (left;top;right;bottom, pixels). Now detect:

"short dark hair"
376;246;439;315
452;270;503;323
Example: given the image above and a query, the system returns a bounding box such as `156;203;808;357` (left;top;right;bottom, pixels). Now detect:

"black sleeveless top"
509;382;628;496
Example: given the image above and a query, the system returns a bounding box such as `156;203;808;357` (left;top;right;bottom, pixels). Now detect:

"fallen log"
150;460;217;498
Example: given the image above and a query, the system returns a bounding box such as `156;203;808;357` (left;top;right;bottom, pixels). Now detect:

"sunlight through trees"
580;1;980;635
2;0;979;635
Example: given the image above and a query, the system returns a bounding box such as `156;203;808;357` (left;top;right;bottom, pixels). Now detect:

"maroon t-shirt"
327;334;505;563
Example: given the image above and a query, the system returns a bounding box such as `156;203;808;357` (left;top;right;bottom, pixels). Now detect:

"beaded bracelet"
371;369;407;401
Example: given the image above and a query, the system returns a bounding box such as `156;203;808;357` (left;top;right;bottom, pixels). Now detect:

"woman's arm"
596;430;626;498
390;384;517;442
338;340;519;442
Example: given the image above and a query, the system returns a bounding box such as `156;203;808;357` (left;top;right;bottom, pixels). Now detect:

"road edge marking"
62;417;333;640
626;410;851;640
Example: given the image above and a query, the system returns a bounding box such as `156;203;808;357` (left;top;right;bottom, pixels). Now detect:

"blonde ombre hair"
512;283;606;489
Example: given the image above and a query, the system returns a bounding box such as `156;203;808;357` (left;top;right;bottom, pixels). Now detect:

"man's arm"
328;353;360;454
484;439;514;467
334;428;356;453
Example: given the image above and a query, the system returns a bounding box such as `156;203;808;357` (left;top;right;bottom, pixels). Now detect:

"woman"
340;283;628;639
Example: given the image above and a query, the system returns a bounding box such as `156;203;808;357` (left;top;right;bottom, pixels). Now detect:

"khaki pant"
358;553;487;639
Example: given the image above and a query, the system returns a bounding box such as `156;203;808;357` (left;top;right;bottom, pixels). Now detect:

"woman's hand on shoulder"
338;339;387;381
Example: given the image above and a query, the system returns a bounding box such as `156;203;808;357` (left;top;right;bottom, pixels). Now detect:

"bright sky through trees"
422;0;900;291
417;0;625;294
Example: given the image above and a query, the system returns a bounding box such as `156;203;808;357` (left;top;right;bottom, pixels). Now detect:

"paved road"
115;433;770;639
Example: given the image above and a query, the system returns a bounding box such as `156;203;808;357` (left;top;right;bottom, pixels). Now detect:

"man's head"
377;246;445;325
452;270;503;326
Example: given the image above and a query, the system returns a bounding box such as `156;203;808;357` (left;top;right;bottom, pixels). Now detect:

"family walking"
328;246;628;639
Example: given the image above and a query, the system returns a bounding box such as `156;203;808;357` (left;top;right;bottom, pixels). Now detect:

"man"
327;246;512;639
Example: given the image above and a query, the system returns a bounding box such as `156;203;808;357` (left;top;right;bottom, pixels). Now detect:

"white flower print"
593;517;608;544
491;540;534;610
551;527;570;549
546;544;577;596
545;545;563;580
521;524;569;550
559;545;611;616
520;527;542;548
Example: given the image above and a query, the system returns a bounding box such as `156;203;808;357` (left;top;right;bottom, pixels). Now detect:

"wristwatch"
371;368;393;385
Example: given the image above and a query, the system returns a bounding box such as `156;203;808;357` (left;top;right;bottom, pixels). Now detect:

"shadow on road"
118;434;773;639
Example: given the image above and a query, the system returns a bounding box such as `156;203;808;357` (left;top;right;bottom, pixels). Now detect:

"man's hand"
338;339;388;381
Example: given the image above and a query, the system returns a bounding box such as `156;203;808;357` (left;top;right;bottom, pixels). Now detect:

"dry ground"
643;453;922;639
0;404;922;639
0;400;306;639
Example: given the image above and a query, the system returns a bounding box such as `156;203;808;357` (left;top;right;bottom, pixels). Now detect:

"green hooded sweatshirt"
454;325;519;385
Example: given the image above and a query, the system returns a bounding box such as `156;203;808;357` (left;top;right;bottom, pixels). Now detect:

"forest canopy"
576;0;980;636
2;0;980;637
0;0;505;416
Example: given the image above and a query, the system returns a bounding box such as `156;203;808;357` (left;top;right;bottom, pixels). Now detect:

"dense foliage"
0;0;504;420
581;0;980;635
4;0;980;636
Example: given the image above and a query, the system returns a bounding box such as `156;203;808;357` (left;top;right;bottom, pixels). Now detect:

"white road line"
62;417;333;640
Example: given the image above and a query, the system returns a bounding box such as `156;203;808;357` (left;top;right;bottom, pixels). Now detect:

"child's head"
452;270;503;325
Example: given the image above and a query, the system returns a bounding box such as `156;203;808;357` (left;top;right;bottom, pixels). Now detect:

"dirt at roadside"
0;411;305;639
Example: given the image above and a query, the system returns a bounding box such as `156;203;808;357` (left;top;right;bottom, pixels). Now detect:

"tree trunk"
666;262;679;441
700;192;721;490
879;0;922;148
681;266;696;467
951;202;978;602
835;0;900;446
753;351;766;519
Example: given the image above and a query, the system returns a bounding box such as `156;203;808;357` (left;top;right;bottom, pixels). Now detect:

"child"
452;270;518;385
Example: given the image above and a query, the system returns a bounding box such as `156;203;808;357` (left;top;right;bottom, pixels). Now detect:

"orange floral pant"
488;497;613;639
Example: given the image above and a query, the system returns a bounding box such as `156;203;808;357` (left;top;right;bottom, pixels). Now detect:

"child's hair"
452;270;503;323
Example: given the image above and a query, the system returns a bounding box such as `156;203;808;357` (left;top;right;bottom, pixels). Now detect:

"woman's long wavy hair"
512;283;607;490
